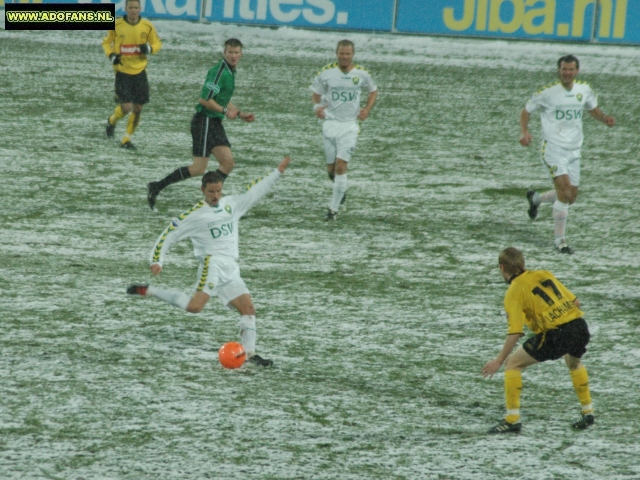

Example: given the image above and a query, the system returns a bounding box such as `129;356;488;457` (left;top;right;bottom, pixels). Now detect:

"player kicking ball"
128;156;292;367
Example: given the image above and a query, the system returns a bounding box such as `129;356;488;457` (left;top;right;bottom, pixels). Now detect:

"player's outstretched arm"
234;157;292;217
278;156;291;173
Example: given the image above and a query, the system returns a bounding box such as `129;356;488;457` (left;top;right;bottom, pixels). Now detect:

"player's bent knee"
558;192;573;205
334;160;348;175
504;358;519;370
189;165;207;176
186;303;205;313
558;186;578;205
219;158;235;173
565;355;583;370
505;348;537;370
237;305;256;316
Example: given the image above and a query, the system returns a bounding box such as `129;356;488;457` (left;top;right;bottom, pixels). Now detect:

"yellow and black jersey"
504;270;584;335
102;16;162;75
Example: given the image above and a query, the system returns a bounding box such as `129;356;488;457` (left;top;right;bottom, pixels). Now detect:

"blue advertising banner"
30;0;202;21
203;0;394;31
118;0;202;20
594;0;638;44
4;0;637;45
396;0;598;42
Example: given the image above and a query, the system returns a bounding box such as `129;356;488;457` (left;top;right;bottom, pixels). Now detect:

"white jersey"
311;63;377;122
150;169;282;266
525;81;597;150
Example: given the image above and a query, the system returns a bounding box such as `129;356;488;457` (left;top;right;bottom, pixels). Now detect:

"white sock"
553;200;569;245
147;286;190;310
331;174;347;212
539;190;557;204
238;315;257;356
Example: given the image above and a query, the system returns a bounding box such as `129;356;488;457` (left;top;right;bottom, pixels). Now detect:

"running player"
310;40;377;221
103;0;162;149
520;54;615;254
147;38;255;210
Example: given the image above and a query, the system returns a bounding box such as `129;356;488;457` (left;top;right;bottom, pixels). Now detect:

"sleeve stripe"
205;63;227;101
196;255;212;292
316;62;337;75
152;202;205;262
178;201;205;220
152;224;174;262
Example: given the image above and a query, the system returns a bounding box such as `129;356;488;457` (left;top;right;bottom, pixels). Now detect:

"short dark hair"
336;39;355;53
557;54;579;69
201;171;225;187
224;38;243;50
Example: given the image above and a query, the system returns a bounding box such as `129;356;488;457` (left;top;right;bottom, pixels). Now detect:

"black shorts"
114;70;149;105
191;112;231;157
523;318;590;362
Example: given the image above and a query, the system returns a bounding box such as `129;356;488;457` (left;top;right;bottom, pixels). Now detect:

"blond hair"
499;247;526;276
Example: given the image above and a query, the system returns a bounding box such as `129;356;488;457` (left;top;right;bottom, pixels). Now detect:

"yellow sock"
571;366;593;414
504;369;522;424
126;111;141;136
109;105;126;125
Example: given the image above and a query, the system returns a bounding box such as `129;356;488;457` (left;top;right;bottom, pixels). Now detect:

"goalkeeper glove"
139;43;152;54
109;53;122;65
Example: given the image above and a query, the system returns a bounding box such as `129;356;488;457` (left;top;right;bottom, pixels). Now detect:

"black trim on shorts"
523;318;590;362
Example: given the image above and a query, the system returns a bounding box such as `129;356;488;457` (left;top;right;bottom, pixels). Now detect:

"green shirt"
196;59;235;119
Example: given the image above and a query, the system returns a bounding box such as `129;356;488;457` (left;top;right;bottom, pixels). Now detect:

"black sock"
215;169;229;181
157;166;191;191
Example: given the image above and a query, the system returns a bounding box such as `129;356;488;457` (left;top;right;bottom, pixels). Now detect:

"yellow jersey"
102;16;162;75
504;270;584;335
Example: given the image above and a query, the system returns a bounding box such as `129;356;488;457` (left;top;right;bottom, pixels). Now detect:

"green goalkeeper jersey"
196;59;236;119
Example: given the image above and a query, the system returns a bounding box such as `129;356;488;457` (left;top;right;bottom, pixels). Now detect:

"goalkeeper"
102;0;162;150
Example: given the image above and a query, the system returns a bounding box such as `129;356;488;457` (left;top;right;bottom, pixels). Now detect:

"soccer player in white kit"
520;55;615;254
311;40;378;220
127;156;291;367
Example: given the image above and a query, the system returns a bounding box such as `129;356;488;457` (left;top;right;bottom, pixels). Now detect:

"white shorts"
194;256;249;307
322;120;359;164
541;141;581;186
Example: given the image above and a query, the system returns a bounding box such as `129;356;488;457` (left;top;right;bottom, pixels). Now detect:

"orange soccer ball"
218;342;247;369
